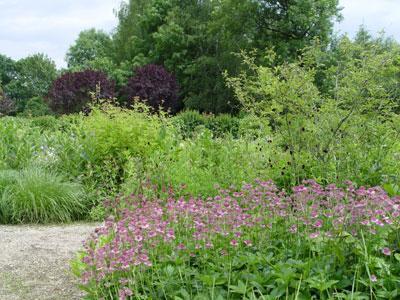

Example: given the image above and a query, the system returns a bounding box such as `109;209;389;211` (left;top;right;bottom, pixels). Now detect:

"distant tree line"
0;0;398;116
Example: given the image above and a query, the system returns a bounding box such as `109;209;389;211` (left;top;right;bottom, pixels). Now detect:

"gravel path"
0;223;98;300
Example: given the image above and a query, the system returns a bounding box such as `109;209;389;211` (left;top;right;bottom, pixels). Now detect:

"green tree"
66;28;113;70
0;54;16;86
66;28;133;88
314;28;400;112
112;0;341;113
6;53;57;112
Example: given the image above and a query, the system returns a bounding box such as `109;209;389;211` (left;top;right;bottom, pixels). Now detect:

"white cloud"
0;0;121;68
336;0;400;40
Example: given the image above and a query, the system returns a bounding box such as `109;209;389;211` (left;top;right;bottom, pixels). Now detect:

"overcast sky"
0;0;399;68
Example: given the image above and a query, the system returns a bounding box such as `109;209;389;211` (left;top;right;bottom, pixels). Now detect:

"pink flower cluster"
290;180;399;237
80;180;399;292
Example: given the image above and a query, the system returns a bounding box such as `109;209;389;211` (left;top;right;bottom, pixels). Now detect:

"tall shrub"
48;70;115;114
225;46;399;187
121;64;180;113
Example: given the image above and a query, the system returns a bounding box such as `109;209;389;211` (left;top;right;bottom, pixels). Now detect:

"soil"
0;223;98;300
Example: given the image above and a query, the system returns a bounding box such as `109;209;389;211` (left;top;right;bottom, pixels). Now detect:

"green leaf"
229;280;247;294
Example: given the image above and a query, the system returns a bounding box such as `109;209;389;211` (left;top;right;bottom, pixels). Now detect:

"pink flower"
119;287;133;300
166;229;175;240
119;292;126;300
370;274;377;282
289;224;297;233
382;247;391;256
230;239;239;247
313;219;323;228
384;217;393;225
234;232;242;238
177;243;186;250
244;240;253;246
124;288;133;296
205;242;213;249
309;232;320;239
148;231;157;238
371;217;379;224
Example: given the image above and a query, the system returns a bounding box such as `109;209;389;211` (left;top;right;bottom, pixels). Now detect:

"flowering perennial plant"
74;180;400;299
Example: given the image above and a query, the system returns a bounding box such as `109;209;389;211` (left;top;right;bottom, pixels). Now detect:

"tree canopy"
66;28;113;71
5;53;57;112
110;0;342;113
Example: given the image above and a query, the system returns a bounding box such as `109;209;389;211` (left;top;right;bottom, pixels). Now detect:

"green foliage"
174;110;240;138
316;29;400;113
78;104;167;196
112;0;341;113
5;53;57;112
0;167;87;224
65;28;117;80
123;127;273;197
0;117;40;169
173;110;206;136
237;114;271;139
225;44;400;187
0;54;16;86
29;115;59;132
19;96;51;117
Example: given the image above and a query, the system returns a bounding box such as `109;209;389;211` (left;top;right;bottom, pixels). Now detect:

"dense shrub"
237;114;271;139
206;114;240;138
226;45;400;187
78;104;169;197
20;96;51;117
121;64;180;113
174;110;240;138
173;110;205;136
0;117;39;169
48;70;115;114
29;115;59;132
124;127;274;197
1;108;398;207
73;180;400;299
0;167;87;224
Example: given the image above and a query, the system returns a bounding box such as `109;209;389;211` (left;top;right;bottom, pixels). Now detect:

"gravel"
0;223;98;300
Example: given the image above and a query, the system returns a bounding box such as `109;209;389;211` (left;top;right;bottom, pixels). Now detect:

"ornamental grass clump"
0;167;88;224
74;180;400;299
